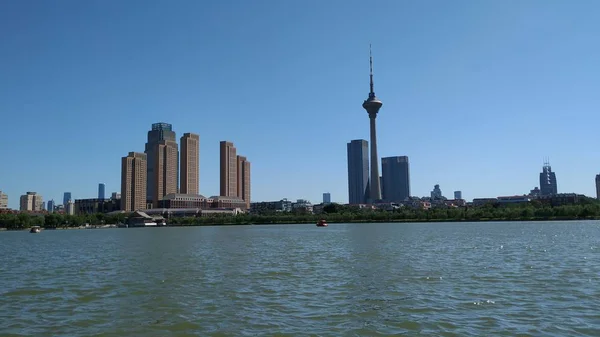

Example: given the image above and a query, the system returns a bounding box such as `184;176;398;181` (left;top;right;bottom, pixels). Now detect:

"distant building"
220;141;238;197
236;155;251;209
180;133;200;195
47;199;55;213
596;175;600;199
381;156;410;203
63;192;72;206
292;199;313;213
98;183;105;200
539;161;557;196
145;122;178;202
66;199;75;215
208;196;248;210
323;192;331;204
158;193;209;209
20;192;43;211
75;198;120;214
430;184;443;200
121;152;147;212
250;199;293;213
529;187;541;198
472;198;498;206
454;191;462;200
347;139;370;204
0;191;7;209
497;196;531;204
111;192;121;200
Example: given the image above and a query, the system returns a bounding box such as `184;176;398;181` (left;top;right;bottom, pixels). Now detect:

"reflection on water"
1;221;600;336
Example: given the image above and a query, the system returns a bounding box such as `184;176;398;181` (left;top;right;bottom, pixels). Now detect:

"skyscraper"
323;192;331;204
381;156;410;203
20;192;43;211
236;155;251;208
347;139;369;204
595;175;600;200
121;152;147;212
180;133;200;194
539;160;557;196
98;183;105;200
0;191;7;209
63;192;71;206
362;45;383;203
431;184;443;199
220;141;237;197
145;123;178;201
47;199;55;213
153;139;179;207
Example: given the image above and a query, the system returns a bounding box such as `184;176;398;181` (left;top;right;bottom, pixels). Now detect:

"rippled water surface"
2;221;600;336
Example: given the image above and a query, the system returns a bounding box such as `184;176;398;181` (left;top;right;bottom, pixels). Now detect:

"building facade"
153;139;178;207
121;152;147;212
180;133;200;195
236;155;251;208
47;199;55;213
381;156;410;203
0;191;7;209
539;162;557;196
158;193;209;209
431;184;443;199
323;192;331;204
220;141;237;197
98;183;105;199
454;191;462;200
63;192;71;206
20;192;43;211
75;198;120;214
347;139;370;204
250;199;293;214
145;122;177;201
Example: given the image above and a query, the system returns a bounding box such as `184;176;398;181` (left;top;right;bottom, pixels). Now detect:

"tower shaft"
369;116;381;202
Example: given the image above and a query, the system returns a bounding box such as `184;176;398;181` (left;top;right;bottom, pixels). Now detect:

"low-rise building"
158;193;209;209
74;198;121;214
497;196;531;204
292;199;313;213
472;198;498;207
250;198;293;214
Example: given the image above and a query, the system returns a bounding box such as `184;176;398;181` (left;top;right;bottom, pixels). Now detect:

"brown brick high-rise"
220;141;237;197
237;155;251;208
180;133;199;194
121;152;147;212
153;140;178;207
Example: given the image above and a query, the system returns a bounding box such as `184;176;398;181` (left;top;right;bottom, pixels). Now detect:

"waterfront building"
74;198;120;214
98;183;105;200
121;152;147;212
454;191;462;200
596;175;600;199
220;141;237;197
63;192;71;206
361;46;383;203
180;133;200;195
20;192;43;211
381;156;410;203
145;123;178;203
431;184;443;200
236;155;251;208
250;199;293;214
347;139;369;204
292;199;313;213
0;191;7;209
323;192;331;204
539;160;557;196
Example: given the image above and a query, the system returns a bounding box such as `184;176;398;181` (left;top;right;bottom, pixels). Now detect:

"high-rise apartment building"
153;139;178;207
431;184;443;199
121;152;147;212
98;183;105;199
596;175;600;200
220;141;237;197
381;156;410;203
145;123;178;201
180;133;200;194
47;199;55;213
0;191;8;209
63;192;72;206
347;139;370;204
20;192;43;211
539;161;557;196
323;192;331;204
236;155;251;208
454;191;462;200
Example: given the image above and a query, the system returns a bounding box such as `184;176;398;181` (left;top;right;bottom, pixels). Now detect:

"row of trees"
2;200;600;229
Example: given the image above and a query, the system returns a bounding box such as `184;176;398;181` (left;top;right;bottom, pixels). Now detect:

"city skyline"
2;1;600;208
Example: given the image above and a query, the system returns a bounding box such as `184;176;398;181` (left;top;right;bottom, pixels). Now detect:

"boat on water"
316;219;328;227
30;226;41;233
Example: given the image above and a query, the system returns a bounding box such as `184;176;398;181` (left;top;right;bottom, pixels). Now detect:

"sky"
2;0;600;209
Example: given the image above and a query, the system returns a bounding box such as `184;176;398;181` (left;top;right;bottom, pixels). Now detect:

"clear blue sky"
1;0;600;209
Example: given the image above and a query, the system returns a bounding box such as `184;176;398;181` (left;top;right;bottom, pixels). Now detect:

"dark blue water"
1;221;600;336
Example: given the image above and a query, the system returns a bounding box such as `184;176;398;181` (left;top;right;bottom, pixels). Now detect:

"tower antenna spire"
369;43;375;97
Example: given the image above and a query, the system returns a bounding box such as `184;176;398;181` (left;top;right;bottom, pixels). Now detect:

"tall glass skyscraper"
381;156;410;203
347;139;370;204
98;183;105;199
63;192;72;206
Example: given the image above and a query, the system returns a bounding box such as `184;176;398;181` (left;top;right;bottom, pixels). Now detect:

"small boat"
316;219;328;227
30;226;41;233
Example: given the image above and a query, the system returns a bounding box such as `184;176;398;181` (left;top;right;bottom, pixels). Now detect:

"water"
1;221;600;336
